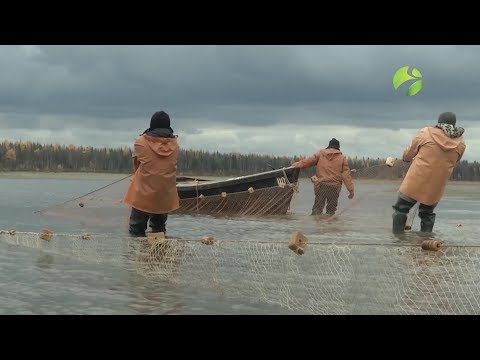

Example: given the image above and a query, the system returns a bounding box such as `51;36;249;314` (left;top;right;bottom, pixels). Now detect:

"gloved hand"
348;190;354;199
310;175;318;183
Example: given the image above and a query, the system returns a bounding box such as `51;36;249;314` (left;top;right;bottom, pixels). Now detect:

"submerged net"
306;159;414;225
2;230;480;315
34;167;303;233
34;159;411;233
173;186;298;216
34;174;133;233
10;158;476;314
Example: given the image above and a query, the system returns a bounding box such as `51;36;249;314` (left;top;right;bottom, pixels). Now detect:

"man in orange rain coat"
123;111;180;236
292;138;354;216
392;112;466;234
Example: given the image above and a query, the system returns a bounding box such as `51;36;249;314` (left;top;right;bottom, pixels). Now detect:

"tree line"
0;140;478;181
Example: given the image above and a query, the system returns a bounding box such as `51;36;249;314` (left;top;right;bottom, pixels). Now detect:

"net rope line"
3;230;480;315
175;181;299;216
307;165;375;222
33;161;404;224
33;173;132;215
189;167;296;215
0;230;477;248
31;160;415;238
29;160;413;239
9;160;480;315
195;179;199;212
34;168;298;223
281;167;293;186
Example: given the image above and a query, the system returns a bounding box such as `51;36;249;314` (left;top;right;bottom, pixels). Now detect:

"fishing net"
33;167;302;233
34;174;133;233
305;158;414;224
33;159;411;234
174;186;299;216
2;230;480;315
4;158;478;314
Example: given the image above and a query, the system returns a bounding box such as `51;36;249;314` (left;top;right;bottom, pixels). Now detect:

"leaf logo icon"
393;66;423;96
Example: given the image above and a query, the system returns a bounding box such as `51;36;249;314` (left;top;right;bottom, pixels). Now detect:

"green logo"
392;66;423;96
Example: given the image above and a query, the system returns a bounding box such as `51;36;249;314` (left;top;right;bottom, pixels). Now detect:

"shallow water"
0;175;479;314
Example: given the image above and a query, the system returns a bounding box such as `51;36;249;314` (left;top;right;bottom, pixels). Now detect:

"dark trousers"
392;193;437;233
129;207;168;236
312;183;340;215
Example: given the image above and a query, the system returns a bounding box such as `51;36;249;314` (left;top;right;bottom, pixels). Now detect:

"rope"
281;167;291;185
0;230;480;248
195;179;199;212
33;173;133;214
322;193;366;223
0;230;475;248
281;167;299;193
317;162;392;222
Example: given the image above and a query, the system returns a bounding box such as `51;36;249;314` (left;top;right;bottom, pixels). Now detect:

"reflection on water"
0;177;479;314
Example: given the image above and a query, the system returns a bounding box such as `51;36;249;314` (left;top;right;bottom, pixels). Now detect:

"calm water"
0;175;479;314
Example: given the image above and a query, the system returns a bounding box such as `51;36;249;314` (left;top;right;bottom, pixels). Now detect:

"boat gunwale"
176;166;299;192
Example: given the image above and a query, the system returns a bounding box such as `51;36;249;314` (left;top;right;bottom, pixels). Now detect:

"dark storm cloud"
0;45;478;158
1;45;479;123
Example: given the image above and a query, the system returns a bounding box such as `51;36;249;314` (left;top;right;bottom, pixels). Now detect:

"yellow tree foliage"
82;146;93;154
122;146;130;156
19;141;28;151
231;152;241;159
5;148;16;161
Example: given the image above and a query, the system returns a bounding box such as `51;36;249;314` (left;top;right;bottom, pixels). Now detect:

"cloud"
0;45;478;159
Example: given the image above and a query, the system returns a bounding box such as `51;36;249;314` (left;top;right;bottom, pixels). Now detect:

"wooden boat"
176;176;210;183
174;166;301;216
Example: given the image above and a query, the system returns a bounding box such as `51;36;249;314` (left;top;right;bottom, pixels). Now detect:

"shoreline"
0;171;225;181
1;171;480;184
0;171;130;180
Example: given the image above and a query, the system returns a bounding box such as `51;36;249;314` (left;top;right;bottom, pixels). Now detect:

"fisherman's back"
400;126;465;206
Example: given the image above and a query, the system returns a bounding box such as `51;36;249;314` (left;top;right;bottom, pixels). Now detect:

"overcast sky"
0;45;478;160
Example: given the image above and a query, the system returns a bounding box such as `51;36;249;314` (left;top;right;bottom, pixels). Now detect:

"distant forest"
0;140;478;181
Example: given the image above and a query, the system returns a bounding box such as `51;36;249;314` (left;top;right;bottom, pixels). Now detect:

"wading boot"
392;212;408;234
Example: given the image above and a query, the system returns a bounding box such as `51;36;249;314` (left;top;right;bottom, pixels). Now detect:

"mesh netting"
35;169;302;231
174;186;298;216
2;230;480;315
350;159;410;180
307;159;413;224
35;174;133;232
12;159;470;314
34;160;411;232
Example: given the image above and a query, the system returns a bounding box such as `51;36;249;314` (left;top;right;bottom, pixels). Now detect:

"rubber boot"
419;212;436;233
418;203;437;233
129;207;148;237
150;214;168;233
392;195;415;234
392;212;408;234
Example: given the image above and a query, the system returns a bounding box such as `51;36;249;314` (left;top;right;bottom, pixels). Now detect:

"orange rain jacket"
399;126;465;205
123;134;180;214
292;148;354;193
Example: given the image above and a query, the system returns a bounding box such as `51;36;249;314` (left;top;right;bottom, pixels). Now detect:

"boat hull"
174;166;300;216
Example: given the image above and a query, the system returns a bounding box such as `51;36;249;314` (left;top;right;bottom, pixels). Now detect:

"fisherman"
123;111;180;236
292;138;354;216
392;112;466;234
